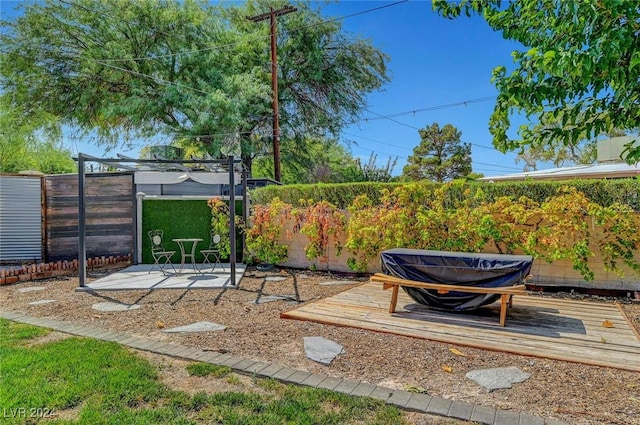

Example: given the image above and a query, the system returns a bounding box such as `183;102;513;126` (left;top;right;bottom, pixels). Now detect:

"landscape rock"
92;302;141;312
466;366;530;391
304;336;345;365
163;321;226;333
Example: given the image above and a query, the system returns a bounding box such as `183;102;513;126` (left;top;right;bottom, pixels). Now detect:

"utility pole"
248;5;296;182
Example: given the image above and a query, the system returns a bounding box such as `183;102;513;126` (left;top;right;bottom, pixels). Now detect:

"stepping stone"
92;302;141;312
163;321;226;333
18;286;46;293
304;336;345;365
466;366;530;391
28;299;57;305
318;280;359;286
265;276;288;282
250;295;296;304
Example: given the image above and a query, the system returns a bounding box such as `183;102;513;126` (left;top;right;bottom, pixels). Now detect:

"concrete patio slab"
80;263;246;291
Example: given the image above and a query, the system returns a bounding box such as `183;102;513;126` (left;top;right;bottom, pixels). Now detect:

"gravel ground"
1;266;639;425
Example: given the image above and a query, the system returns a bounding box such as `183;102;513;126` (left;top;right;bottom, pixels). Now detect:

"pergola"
76;153;246;288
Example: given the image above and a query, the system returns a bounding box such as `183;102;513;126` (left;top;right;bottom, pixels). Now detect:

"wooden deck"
282;281;640;372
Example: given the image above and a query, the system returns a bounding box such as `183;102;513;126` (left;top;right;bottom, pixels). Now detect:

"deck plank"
282;281;640;372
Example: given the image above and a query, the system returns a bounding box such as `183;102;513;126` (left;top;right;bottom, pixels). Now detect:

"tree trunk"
241;152;253;178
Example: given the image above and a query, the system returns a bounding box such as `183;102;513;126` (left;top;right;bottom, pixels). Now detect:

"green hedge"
250;181;406;208
142;199;243;264
250;178;640;210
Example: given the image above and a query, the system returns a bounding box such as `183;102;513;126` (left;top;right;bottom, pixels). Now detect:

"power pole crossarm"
247;5;297;183
246;5;296;22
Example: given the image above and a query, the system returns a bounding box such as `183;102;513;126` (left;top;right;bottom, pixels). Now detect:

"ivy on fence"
244;183;640;280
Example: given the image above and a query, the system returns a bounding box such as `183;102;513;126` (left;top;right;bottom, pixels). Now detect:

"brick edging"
0;255;132;285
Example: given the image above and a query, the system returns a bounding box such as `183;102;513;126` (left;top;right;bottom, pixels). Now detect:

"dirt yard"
1;266;639;425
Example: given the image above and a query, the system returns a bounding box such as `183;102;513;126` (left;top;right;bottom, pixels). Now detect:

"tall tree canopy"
402;123;471;182
0;0;389;176
433;0;640;164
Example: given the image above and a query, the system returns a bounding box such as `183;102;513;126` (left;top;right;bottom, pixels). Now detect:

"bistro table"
172;238;203;274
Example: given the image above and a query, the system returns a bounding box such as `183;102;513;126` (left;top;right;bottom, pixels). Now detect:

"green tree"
402;123;471;182
515;111;599;170
253;137;357;184
0;100;74;174
433;0;640;164
0;0;388;177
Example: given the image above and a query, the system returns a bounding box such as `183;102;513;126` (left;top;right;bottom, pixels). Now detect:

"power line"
362;106;499;152
91;60;211;95
349;144;523;174
344;133;522;171
362;96;497;120
344;131;521;170
56;58;521;170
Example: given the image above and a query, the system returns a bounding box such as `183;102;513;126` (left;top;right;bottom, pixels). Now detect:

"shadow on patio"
78;264;246;291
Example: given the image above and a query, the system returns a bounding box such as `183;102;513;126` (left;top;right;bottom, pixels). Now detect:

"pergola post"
78;154;87;287
241;167;249;261
228;155;236;286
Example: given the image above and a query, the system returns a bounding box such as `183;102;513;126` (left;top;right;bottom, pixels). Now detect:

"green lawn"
0;319;408;425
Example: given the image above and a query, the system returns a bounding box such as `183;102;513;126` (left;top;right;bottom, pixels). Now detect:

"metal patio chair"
148;229;176;275
200;230;224;272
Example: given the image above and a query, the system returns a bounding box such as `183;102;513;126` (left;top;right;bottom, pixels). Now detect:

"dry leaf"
602;320;615;328
156;321;165;329
442;365;453;373
403;383;427;394
449;347;467;357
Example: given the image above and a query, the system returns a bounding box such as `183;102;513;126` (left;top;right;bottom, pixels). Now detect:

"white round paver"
18;286;46;293
28;299;57;305
163;321;226;333
92;302;141;312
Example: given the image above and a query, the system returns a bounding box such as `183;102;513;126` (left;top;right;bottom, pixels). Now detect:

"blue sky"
1;0;532;177
321;0;527;176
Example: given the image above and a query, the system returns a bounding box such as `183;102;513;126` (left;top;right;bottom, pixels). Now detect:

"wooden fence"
44;173;134;261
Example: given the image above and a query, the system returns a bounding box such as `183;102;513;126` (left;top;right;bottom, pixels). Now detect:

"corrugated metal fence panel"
45;173;134;261
0;175;43;262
